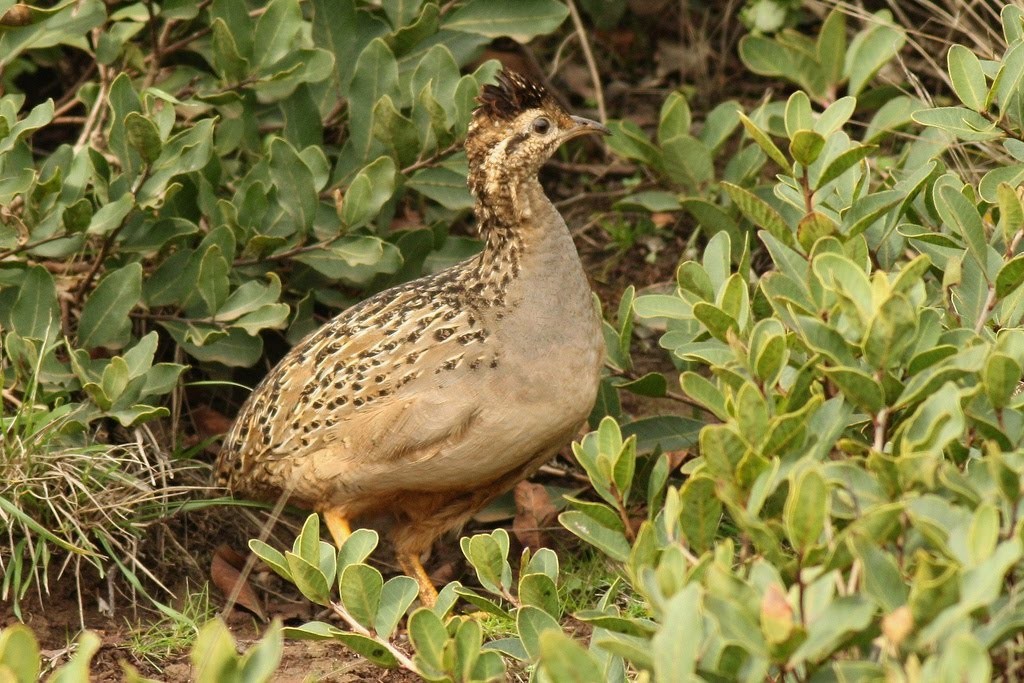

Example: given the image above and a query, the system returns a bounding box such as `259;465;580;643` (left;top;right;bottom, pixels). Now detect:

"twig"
0;234;77;262
872;407;889;452
234;239;335;267
564;0;606;124
328;600;420;674
74;58;110;153
974;284;998;334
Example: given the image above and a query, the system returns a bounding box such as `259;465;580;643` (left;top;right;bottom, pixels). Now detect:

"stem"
564;0;606;125
234;238;336;267
872;406;889;452
974;284;998;334
328;600;421;674
0;234;78;262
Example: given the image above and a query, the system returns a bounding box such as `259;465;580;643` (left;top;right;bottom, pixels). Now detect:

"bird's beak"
564;115;611;140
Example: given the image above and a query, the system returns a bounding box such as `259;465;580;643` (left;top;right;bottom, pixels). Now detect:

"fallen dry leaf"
193;405;234;439
512;481;558;551
211;544;266;620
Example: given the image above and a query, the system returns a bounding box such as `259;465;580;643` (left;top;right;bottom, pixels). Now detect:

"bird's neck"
468;176;553;301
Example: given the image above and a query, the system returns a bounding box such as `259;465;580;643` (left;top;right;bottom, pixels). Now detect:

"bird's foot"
399;552;439;607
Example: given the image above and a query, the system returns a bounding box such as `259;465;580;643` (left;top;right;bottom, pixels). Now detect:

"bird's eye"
532;117;551;135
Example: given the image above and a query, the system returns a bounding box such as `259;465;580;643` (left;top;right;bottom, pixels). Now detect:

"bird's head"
465;70;608;202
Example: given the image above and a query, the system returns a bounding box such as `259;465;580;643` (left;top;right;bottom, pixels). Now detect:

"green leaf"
738;113;789;169
409;608;448;675
460;531;511;596
653;585;702;681
984;352;1021;409
11;265;59;343
239;619;284;682
375;575;418;638
722;182;794;249
947;44;988;111
661;135;714;188
936;185;988;276
406;164;474;210
821;366;885;413
253;0;302;69
340;563;383;630
285;551;331;606
790;596;874;665
0;624;40;683
443;0;568;42
863;294;918;370
559;510;631;562
996;41;1024;117
538;631;604;682
658;91;691;144
996;254;1024;299
784;467;828;552
124;112;162;164
248;540;292;582
78;263;142;350
816;144;875;189
912;107;1001;142
516;604;562;660
621;415;702;453
790;129;825;166
605;119;660;167
519;573;560;619
269;137;317;233
342;156;397;229
48;631;101;683
845;19;905;96
337;528;378;573
87;194;134;235
0;99;54;156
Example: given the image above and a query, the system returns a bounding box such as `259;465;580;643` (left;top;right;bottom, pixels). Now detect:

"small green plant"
127;583;216;669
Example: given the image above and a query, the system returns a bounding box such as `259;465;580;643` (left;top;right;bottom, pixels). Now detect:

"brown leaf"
650;212;676;229
512;481;558;551
211;544;266;620
193;405;233;439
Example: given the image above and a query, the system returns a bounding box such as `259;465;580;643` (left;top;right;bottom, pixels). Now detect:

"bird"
214;70;608;605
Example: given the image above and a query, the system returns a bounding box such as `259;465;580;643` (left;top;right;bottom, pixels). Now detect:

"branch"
564;0;606;124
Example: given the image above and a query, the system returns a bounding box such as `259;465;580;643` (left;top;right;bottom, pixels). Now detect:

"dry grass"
0;416;207;624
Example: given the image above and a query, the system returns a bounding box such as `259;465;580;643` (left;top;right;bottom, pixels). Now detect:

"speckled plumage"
214;71;607;603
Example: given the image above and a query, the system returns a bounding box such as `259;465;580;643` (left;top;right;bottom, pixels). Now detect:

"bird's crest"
475;70;553;121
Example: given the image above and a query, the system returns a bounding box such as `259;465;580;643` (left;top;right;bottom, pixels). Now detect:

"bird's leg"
398;552;439;607
322;508;351;548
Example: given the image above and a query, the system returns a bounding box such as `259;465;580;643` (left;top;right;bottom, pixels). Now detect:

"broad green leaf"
913;107;1002;142
845;18;905;96
936;185;988;276
948;44;988;111
0;624;40;683
406;164;474;210
784;467;828;552
516;604;562;660
652;585;702;681
269;137;317;233
124;112;162;164
722;182;794;248
11;266;59;343
790;129;825;166
443;0;568;42
78;263;142;350
340;563;383;630
738;113;789;169
538;631;604;682
559;510;631;562
816;144;875;189
342;156;397;229
996;254;1024;299
375;575;419;638
337;529;378;570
